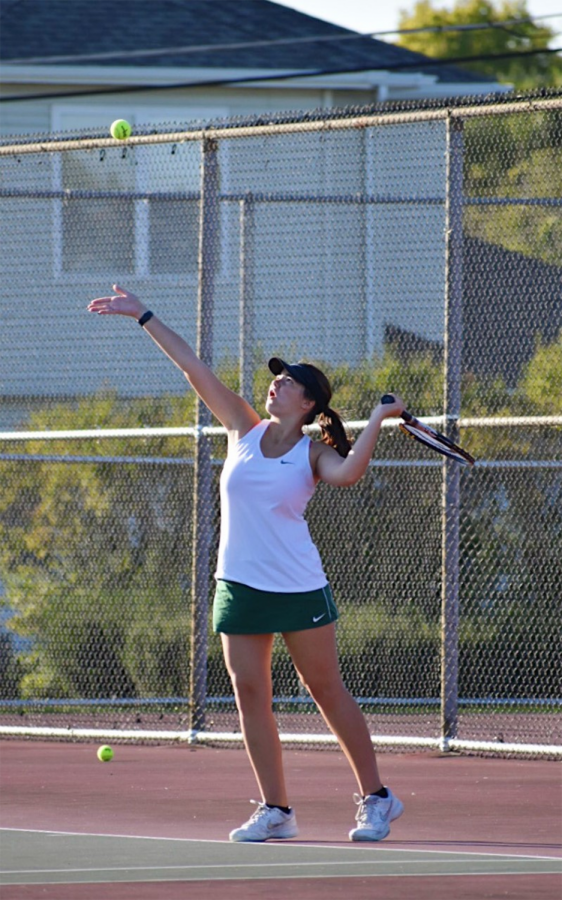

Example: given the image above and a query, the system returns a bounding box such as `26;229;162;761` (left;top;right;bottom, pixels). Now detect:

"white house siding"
217;122;446;365
0;90;52;136
0;140;199;399
220;127;367;365
1;94;448;405
365;120;447;351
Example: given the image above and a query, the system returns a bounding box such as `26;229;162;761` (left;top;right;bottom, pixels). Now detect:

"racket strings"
399;421;475;466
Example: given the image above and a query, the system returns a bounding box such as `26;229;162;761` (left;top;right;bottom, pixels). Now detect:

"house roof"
0;0;494;85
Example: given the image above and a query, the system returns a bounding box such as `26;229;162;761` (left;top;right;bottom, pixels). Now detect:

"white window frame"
51;104;230;283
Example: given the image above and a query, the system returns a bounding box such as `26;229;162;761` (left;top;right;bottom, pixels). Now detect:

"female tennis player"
87;285;406;843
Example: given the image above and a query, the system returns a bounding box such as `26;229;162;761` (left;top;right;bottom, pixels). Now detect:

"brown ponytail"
295;362;352;458
318;406;353;458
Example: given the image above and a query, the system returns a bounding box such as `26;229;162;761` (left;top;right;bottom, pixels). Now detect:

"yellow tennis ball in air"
97;745;114;762
110;119;132;140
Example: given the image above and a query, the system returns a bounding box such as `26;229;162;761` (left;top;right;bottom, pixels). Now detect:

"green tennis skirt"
213;579;339;635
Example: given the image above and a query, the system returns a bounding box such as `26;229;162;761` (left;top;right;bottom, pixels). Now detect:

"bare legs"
220;633;289;806
221;624;382;804
283;625;383;796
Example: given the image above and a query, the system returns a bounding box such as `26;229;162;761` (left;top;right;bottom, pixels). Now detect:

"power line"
2;14;561;66
2;45;561;104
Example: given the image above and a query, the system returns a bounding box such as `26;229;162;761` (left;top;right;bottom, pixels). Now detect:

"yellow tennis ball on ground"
110;119;132;140
97;745;114;762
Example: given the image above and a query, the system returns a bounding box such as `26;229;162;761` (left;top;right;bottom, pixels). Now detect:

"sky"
274;0;562;44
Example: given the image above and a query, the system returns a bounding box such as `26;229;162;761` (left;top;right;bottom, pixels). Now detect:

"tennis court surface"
1;740;560;899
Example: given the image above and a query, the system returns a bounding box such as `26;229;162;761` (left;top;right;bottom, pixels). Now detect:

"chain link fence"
0;92;560;756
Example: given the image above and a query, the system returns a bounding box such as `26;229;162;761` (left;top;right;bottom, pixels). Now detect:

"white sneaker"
229;801;299;842
349;789;404;841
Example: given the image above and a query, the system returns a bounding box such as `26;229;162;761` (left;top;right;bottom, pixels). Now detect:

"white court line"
2;872;562;889
1;827;560;861
0;827;229;846
3;860;561;876
357;846;562;862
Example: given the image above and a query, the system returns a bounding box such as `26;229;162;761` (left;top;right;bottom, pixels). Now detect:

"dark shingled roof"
0;0;493;84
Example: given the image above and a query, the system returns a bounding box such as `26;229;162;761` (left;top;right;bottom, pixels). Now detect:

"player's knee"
300;672;346;709
230;673;271;711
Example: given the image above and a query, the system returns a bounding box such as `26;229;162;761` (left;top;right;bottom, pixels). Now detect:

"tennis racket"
381;394;475;467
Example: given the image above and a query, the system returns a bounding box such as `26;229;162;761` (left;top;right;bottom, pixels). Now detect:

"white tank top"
215;420;327;592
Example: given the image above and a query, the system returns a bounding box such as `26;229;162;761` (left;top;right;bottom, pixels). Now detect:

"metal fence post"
441;116;464;749
239;194;255;404
189;136;220;736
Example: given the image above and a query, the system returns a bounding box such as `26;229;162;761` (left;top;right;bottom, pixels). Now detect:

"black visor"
268;357;327;410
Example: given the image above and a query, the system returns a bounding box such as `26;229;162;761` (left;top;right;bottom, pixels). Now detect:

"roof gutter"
0;63;498;93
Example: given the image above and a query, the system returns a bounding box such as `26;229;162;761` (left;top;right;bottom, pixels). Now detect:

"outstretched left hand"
87;284;146;320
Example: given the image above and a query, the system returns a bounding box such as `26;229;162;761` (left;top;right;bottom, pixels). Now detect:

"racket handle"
381;394;412;422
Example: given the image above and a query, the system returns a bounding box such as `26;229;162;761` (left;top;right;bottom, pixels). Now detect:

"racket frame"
399;410;475;467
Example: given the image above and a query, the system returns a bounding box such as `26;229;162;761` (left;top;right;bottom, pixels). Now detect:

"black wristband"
138;310;154;328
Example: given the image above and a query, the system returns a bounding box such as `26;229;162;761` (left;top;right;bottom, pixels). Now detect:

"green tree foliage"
520;332;562;414
0;632;23;700
394;6;562;278
0;339;559;704
0;394;196;701
462;106;562;267
397;0;562;89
